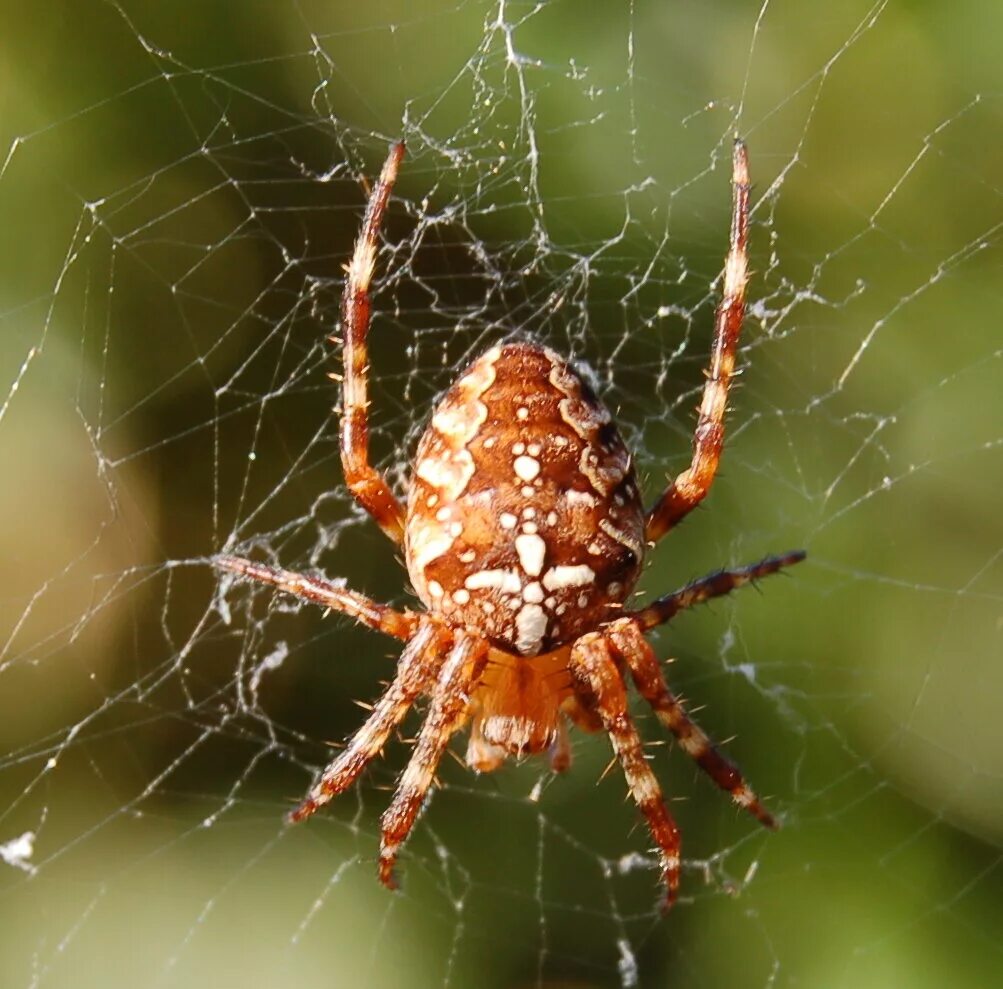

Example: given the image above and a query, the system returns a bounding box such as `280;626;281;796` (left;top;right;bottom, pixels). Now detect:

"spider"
216;139;804;910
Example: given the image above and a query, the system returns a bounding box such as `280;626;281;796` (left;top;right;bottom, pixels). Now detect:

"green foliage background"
1;2;1000;987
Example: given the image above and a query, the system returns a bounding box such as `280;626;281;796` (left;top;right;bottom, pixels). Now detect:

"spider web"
1;1;1001;986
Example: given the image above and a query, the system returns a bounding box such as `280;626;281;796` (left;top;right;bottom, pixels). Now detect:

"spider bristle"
352;698;376;711
597;755;619;784
445;749;466;770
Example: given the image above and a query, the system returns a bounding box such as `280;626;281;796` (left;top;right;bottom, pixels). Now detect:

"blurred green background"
1;1;1001;987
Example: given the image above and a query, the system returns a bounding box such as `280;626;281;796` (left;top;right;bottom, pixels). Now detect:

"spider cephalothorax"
216;140;805;909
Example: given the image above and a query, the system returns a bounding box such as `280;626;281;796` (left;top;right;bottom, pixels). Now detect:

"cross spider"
216;139;804;910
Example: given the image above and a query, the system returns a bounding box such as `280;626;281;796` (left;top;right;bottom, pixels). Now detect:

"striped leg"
569;632;681;911
646;139;751;543
378;633;489;889
606;618;777;830
214;554;418;640
626;551;806;633
339;141;407;544
288;621;448;823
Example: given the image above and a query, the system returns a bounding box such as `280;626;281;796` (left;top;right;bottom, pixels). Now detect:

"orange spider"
216;139;804;909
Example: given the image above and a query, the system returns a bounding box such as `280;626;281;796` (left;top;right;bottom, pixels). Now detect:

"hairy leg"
288;620;449;823
606;618;777;829
646;139;751;542
569;632;682;911
214;554;418;639
339;141;408;543
378;632;489;889
626;551;805;632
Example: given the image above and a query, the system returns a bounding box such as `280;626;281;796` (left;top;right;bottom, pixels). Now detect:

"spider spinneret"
216;138;805;910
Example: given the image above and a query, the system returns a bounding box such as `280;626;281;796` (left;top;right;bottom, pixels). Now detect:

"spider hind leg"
645;139;751;543
339;141;408;544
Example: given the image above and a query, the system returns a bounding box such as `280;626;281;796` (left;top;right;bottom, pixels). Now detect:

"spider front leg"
607;618;777;829
289;619;449;823
569;632;681;911
339;141;408;544
646;139;751;543
378;632;489;889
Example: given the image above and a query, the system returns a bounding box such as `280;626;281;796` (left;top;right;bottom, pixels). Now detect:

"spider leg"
288;620;449;823
625;550;805;632
606;618;777;829
646;139;751;543
569;632;681;911
214;554;418;640
378;632;489;889
339;141;408;544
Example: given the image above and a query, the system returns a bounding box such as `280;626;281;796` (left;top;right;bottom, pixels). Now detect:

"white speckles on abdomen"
514;533;546;577
515;603;547;654
404;340;645;655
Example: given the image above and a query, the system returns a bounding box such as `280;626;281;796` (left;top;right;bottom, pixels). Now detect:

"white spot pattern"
513;455;541;481
514;533;546;577
522;582;544;603
465;569;522;594
515;603;547;654
542;564;596;591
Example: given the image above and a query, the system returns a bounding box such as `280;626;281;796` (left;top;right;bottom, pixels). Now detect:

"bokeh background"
1;1;1001;987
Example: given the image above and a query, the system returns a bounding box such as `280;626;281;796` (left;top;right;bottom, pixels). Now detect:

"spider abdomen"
405;341;645;656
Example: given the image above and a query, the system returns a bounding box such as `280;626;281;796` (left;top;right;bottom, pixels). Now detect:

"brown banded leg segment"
288;621;449;824
339;141;407;544
606;618;778;830
646;139;752;543
626;550;805;632
569;632;681;911
214;555;418;640
378;633;489;889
